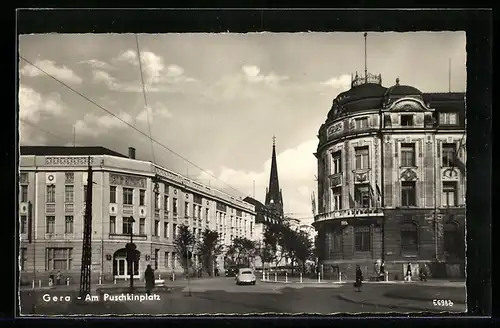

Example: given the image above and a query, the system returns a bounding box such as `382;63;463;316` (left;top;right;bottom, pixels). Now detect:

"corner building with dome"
313;73;466;280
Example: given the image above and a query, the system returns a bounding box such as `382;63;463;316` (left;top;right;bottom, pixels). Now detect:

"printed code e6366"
433;299;454;307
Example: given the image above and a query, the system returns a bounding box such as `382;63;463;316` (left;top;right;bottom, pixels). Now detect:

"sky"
18;32;466;226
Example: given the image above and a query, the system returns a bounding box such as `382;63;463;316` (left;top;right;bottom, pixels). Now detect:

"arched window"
400;222;418;254
443;221;460;257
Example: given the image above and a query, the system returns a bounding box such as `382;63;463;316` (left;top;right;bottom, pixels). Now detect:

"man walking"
405;262;412;282
144;264;155;295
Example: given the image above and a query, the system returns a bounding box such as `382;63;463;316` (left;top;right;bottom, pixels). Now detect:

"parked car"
236;268;256;285
225;266;238;277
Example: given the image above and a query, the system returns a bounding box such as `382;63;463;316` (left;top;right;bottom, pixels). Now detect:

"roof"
20;146;128;158
385;85;422;97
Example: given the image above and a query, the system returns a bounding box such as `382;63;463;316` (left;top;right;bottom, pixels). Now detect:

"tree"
197;228;224;276
292;230;313;273
173;224;196;274
313;233;325;265
225;237;257;267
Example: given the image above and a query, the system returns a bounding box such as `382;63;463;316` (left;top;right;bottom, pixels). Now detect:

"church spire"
265;135;284;219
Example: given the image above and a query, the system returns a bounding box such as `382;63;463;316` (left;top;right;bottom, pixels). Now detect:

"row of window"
352;112;458;130
326;224;460;254
330;181;459;210
328;142;460;174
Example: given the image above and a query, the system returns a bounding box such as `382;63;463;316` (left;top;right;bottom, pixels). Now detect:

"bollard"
98;276;102;285
339;272;342;283
114;278;117;284
274;272;277;282
66;277;70;286
318;272;321;283
262;271;266;281
385;271;389;282
38;280;41;288
172;273;175;282
299;273;303;283
285;272;288;283
32;280;35;289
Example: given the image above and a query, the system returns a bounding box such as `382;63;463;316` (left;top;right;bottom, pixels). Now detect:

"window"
122;219;132;235
110;186;117;203
354;226;371;252
355;185;371;208
164;195;169;212
334;233;342;252
442;143;456;167
250;222;253;236
20;185;28;202
123;188;133;205
184;202;189;217
172;252;176;268
83;185;88;202
401;181;416;207
64;216;73;234
20;215;27;234
139;218;145;235
401;115;413;126
355;117;369;129
46;248;72;271
173;224;177;238
46;185;55;203
401;143;416;167
401;223;418;254
46;216;55;234
63;185;73;203
139;190;145;206
154;249;159;270
21;248;27;271
439;112;458;125
164;183;169;194
197;206;202;220
444;223;459;256
154;220;160;236
192;204;197;218
332;187;342;210
65;172;74;184
173;198;178;216
193;227;197;238
442;182;457;207
164;252;170;268
355;147;369;170
332;151;342;174
110;216;116;234
164;222;169;238
154;193;160;210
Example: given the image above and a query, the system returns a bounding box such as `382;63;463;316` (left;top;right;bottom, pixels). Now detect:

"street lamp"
186;243;195;297
126;216;136;292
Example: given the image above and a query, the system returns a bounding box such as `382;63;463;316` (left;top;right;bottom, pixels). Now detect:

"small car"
225;267;238;277
235;268;256;285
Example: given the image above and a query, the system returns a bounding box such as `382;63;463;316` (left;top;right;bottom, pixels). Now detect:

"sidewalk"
260;278;464;288
337;284;467;313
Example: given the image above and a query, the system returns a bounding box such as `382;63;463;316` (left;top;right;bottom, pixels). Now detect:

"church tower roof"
265;135;284;219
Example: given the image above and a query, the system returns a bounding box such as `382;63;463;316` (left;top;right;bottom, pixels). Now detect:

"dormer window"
439;112;458;125
401;115;413;127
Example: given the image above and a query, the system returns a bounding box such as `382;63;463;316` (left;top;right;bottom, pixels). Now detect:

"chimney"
128;147;136;159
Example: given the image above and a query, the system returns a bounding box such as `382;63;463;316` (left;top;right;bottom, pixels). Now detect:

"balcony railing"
329;173;342;187
64;203;74;213
123;204;134;216
314;207;384;222
45;203;55;214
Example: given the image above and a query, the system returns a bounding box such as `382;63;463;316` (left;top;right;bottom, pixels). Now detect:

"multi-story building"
313;73;466;280
18;146;255;283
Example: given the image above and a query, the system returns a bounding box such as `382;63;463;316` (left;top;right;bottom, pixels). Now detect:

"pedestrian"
405;262;412;282
144;264;155;295
419;266;428;282
55;271;61;286
354;264;363;292
380;261;385;281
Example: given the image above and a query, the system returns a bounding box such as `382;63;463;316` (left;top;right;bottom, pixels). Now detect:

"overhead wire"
19;55;247;198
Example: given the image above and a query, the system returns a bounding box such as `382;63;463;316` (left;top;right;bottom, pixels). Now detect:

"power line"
19;56;245;198
134;34;156;165
20;118;72;144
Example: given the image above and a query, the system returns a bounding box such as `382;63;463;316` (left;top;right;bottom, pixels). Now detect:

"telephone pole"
79;157;93;300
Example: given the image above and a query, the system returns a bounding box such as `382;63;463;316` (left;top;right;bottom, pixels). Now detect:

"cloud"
136;104;173;123
321;74;351;91
18;85;63;123
196;139;318;221
92;70;118;89
20;59;83;84
78;59;114;70
73;111;134;137
242;65;289;84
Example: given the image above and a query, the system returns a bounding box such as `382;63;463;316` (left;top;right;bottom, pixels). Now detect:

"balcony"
123;204;134;216
64;203;74;213
109;233;147;241
329;173;342;187
314;207;384;223
45;203;55;214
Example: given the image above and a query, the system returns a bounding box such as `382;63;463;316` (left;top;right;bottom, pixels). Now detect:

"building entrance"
112;248;140;279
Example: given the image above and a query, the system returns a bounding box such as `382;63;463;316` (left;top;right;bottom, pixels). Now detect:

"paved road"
19;277;464;315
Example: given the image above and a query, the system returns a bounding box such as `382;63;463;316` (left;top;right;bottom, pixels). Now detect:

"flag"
375;183;382;206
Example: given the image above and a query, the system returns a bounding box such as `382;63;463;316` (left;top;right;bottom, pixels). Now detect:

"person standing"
144;264;155;295
405;262;412;282
354;265;363;292
379;261;385;281
55;271;61;286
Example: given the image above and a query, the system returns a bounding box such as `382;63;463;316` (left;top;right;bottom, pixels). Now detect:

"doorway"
113;248;140;279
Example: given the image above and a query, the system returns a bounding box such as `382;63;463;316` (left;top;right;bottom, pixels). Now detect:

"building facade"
18;146;255;284
313;73;466;280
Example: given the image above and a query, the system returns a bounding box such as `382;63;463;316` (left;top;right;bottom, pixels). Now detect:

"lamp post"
186;243;195;297
127;216;136;292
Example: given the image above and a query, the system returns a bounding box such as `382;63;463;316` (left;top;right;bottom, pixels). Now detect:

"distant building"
18;146;255;283
313;73;466;279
